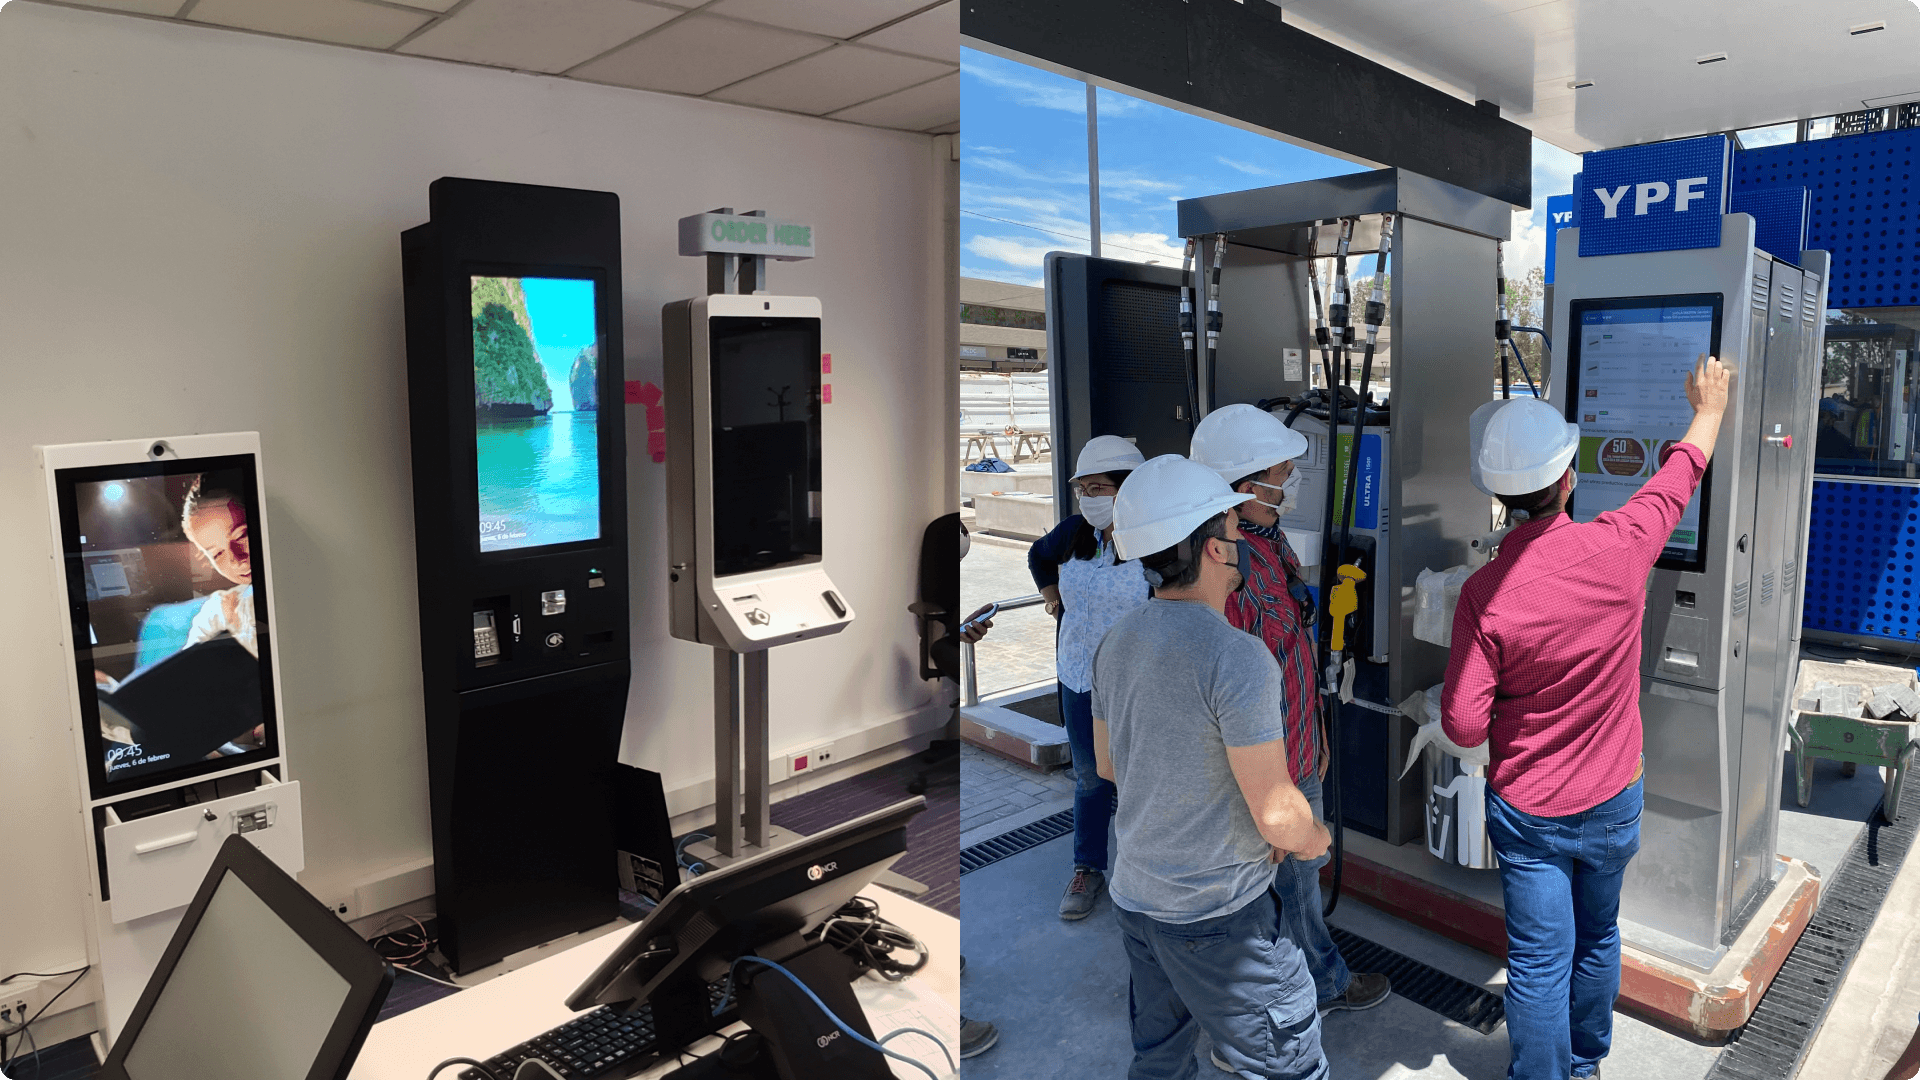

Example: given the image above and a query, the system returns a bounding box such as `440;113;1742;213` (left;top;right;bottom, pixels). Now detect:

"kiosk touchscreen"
664;293;853;652
473;274;603;556
52;451;280;799
1563;294;1723;571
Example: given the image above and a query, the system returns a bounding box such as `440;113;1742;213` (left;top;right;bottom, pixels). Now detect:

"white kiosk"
662;209;857;868
38;432;303;1042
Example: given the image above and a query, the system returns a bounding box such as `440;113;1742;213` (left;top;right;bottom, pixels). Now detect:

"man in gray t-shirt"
1096;455;1331;1080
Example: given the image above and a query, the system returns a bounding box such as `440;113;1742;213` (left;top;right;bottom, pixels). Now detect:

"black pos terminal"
402;178;632;974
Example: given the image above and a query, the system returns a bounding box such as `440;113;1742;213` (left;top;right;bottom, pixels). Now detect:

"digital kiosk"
402;178;632;974
663;209;855;864
40;431;304;1042
1550;226;1828;966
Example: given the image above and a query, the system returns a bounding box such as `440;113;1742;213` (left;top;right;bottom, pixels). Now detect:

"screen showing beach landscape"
472;275;602;554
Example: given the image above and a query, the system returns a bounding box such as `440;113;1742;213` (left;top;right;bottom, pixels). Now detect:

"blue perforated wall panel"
1804;479;1920;642
1733;127;1920;309
1729;185;1809;263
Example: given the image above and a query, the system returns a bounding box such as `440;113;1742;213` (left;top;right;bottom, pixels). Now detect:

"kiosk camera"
41;431;304;1042
402;177;632;973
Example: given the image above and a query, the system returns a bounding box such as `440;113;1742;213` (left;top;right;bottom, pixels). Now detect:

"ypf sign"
1577;134;1731;258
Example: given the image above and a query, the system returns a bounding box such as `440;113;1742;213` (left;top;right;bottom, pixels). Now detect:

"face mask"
1079;494;1115;530
1251;471;1303;514
1229;537;1253;592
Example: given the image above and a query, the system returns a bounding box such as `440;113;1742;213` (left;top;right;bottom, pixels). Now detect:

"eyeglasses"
1074;481;1119;497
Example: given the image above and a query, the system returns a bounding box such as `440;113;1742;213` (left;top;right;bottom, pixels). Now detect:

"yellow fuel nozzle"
1328;564;1368;654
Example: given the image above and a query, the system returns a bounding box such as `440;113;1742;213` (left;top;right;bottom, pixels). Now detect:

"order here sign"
1577;133;1731;258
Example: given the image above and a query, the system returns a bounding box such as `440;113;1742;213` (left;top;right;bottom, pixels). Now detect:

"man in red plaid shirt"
1192;405;1391;1025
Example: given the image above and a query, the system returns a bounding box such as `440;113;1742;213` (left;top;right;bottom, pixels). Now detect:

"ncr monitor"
663;293;853;652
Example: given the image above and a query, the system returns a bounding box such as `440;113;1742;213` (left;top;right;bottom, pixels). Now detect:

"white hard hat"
1072;435;1147;481
1189;404;1310;485
1111;455;1255;562
1476;398;1581;496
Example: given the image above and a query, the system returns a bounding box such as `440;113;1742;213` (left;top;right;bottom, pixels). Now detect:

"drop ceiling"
32;0;958;135
1272;0;1920;152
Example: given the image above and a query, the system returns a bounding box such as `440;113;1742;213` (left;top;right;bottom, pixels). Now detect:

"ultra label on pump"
1329;432;1384;530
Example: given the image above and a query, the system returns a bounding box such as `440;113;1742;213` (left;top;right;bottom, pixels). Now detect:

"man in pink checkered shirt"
1442;355;1732;1080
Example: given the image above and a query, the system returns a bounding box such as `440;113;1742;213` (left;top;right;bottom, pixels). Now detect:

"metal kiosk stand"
664;211;910;884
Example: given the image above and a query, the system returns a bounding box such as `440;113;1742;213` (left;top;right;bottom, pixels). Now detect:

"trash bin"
1420;686;1495;869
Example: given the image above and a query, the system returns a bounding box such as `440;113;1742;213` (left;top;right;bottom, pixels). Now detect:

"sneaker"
1321;971;1391;1013
1059;867;1105;920
960;1016;1000;1058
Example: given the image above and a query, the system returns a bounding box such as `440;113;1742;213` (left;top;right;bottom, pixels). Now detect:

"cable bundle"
817;896;929;982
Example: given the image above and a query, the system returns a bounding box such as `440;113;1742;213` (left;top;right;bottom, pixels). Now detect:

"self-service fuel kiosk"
402;178;632;974
1049;162;1828;974
40;431;304;1042
662;210;854;866
1549;223;1828;967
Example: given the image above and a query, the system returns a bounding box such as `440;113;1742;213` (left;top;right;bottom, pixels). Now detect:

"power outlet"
787;743;836;777
0;973;66;1030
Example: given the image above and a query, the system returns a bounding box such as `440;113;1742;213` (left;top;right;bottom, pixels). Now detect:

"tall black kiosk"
402;178;631;974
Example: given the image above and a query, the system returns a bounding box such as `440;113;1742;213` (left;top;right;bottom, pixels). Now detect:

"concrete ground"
959;664;1920;1073
961;532;1058;695
959;529;1920;1077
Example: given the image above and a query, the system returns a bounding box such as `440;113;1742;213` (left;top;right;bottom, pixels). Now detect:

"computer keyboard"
460;981;739;1080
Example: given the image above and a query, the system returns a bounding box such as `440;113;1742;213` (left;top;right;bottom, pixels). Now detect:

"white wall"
0;0;951;996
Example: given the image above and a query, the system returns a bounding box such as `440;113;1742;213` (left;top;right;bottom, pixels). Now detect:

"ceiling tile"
186;0;431;49
569;13;827;95
710;43;951;115
926;120;958;135
830;70;955;131
56;0;190;16
705;0;931;39
398;0;678;74
854;0;952;60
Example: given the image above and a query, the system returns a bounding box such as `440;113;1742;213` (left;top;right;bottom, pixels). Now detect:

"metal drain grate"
959;809;1076;874
1327;926;1506;1035
1706;782;1915;1080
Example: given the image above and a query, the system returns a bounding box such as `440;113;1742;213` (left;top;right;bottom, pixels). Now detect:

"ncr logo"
1591;177;1712;219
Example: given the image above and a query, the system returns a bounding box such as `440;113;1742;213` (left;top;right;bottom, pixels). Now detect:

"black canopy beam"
961;0;1531;208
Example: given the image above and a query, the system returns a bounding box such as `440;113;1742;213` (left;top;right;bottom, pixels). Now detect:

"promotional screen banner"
471;275;602;554
62;461;276;791
1568;303;1716;564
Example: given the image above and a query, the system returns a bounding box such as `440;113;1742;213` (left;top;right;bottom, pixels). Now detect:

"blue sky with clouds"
961;46;1583;290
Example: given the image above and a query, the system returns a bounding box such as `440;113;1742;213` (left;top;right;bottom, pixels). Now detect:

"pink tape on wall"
627;381;666;462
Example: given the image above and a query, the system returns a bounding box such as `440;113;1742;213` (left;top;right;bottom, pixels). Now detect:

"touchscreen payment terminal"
1564;294;1723;571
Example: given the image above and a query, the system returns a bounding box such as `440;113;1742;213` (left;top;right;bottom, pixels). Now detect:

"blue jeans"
1060;686;1116;872
1115;889;1329;1080
1275;771;1352;1004
1486;776;1644;1080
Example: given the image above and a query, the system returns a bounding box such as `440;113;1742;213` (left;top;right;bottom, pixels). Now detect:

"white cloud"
962;265;1045;288
969;145;1014;155
967;153;1089;186
1215;156;1271;176
962;60;1088;114
967;233;1081;268
1101;231;1187;265
1505;208;1548;281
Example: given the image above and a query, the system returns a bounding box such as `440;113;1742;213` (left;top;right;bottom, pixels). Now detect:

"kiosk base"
663;946;891;1080
1322;843;1822;1041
